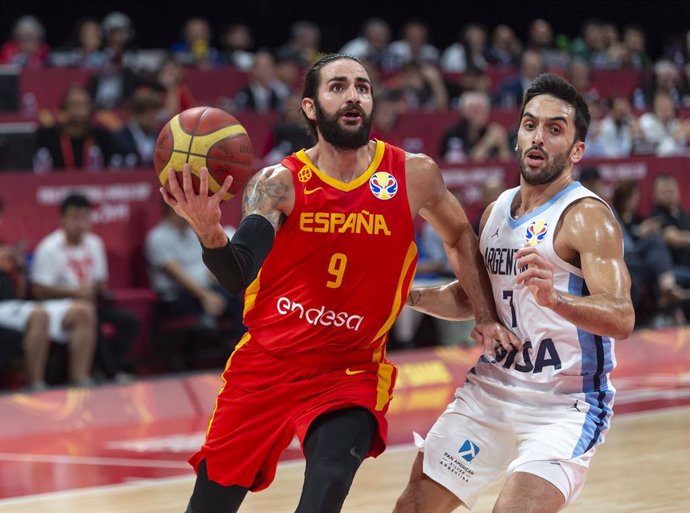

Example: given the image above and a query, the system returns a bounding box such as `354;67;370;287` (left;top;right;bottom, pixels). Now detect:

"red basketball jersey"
242;140;417;368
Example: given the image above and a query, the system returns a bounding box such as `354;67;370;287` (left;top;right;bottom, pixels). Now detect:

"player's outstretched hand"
515;246;558;309
471;320;522;364
160;164;233;245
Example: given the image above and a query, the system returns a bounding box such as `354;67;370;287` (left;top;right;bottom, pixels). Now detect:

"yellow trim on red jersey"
243;269;262;317
294;140;385;192
369;241;418;345
375;361;395;411
205;333;251;438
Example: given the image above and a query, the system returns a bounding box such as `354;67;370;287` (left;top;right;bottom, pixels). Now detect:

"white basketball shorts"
416;375;613;509
0;299;75;343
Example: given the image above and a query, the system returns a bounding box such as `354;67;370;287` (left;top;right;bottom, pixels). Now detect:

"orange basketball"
154;107;254;201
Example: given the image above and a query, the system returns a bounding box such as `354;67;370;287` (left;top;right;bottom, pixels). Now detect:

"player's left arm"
515;199;635;339
407;153;520;353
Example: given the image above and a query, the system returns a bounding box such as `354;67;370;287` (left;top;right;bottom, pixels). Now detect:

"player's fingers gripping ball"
154;107;254;201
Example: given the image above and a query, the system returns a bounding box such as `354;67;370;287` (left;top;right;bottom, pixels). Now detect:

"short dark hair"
60;193;92;215
300;53;365;139
519;73;591;143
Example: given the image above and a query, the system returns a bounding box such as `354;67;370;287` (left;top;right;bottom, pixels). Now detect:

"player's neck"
308;141;374;183
515;174;574;218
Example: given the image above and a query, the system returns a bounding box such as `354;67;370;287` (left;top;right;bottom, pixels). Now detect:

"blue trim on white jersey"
573;388;614;457
506;181;582;229
569;273;615;456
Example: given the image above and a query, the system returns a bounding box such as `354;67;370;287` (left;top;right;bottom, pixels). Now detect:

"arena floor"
0;326;689;512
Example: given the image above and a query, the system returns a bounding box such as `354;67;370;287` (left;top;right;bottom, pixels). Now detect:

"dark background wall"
0;0;689;59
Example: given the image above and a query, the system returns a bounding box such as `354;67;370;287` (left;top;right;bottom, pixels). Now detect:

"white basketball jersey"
477;181;616;396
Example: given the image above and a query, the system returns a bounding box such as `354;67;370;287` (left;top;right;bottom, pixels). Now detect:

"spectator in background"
633;59;686;111
440;22;488;73
620;25;652;70
220;23;254;71
0;198;96;389
274;47;303;95
440;91;511;163
31;194;140;383
485;24;522;68
586;96;640;158
145;203;244;370
49;18;106;69
570;18;615;69
0;15;49;69
446;67;492;108
262;91;315;165
34;85;112;171
385;60;448;112
89;14;142;112
637;91;690;156
172;17;221;68
101;11;134;65
526;18;570;69
340;18;393;71
566;57;600;103
110;89;162;168
650;174;690;286
388;20;439;69
369;90;403;148
233;50;285;112
613;180;690;322
277;20;322;66
494;50;545;109
154;55;196;121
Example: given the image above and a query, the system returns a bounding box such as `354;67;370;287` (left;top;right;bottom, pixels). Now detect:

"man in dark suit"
110;89;162;168
494;50;545;108
233;49;285;112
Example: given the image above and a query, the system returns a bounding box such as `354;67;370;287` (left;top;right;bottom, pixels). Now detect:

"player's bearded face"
314;99;373;150
518;142;574;186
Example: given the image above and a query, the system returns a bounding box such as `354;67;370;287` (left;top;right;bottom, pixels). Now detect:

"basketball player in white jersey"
393;73;634;513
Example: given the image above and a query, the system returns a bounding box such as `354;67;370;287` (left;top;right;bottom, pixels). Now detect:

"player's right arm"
405;203;495;321
161;163;294;292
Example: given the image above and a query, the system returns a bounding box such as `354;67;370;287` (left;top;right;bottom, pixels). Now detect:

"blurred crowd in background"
2;11;690;391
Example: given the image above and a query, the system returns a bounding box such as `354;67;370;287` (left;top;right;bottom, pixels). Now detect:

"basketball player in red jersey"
162;53;519;513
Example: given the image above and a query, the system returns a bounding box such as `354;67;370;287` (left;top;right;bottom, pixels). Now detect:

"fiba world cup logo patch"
525;220;549;246
369;171;398;200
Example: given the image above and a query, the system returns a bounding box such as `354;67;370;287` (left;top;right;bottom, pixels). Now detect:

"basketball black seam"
186;108;210;164
170;148;251;166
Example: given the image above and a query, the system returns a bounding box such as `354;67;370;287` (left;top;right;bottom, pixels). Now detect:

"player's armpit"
242;165;295;231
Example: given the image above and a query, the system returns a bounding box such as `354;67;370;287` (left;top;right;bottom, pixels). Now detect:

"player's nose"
532;125;546;146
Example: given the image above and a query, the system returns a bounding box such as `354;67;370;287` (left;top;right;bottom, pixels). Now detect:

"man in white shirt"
31;193;139;382
145;202;244;370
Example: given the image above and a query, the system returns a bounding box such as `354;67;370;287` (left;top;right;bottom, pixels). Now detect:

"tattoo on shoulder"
407;289;422;306
242;169;290;226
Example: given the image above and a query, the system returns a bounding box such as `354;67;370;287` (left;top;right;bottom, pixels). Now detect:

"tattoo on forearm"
408;289;422;306
555;291;568;310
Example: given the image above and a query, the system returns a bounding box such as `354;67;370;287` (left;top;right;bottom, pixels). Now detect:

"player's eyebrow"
522;111;568;124
327;76;371;86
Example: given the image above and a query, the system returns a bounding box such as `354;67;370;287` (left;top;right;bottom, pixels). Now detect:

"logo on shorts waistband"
458;440;480;462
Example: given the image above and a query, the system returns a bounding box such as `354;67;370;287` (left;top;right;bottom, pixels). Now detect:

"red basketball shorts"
188;334;397;491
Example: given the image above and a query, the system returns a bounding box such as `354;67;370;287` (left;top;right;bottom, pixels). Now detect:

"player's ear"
570;141;586;163
302;97;316;121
